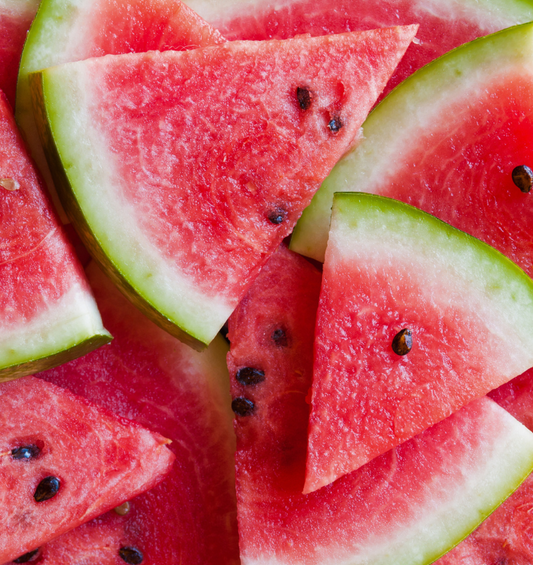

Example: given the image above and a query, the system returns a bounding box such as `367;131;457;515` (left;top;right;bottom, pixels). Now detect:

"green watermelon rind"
30;71;215;351
0;332;112;382
290;21;533;262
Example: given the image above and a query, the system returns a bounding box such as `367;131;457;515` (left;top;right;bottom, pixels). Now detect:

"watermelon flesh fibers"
16;0;225;221
0;375;174;564
228;244;533;565
32;26;417;348
306;193;533;491
36;263;239;565
292;22;533;272
0;90;111;380
183;0;533;102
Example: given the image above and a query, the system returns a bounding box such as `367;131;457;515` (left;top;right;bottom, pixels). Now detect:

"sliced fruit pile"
3;0;533;563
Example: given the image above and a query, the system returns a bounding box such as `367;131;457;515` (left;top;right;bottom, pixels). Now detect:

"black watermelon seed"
267;207;288;225
392;329;413;356
296;87;313;110
11;445;41;460
34;476;60;502
271;328;288;347
512;165;533;193
236;367;265;386
328;116;343;134
231;397;255;417
119;546;144;564
13;549;39;563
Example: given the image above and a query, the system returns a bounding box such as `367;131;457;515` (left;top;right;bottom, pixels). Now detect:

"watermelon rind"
30;70;220;351
306;192;533;491
290;21;533;263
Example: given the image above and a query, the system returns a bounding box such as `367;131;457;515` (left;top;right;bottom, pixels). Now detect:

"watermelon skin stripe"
30;27;417;348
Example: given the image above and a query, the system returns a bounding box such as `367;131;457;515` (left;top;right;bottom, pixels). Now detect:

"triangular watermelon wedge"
306;193;533;492
228;244;533;565
30;25;417;349
0;91;111;380
0;375;174;563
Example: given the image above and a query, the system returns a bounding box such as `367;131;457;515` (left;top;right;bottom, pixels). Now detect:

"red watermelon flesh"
183;0;533;101
0;90;110;379
227;244;533;565
36;263;239;565
16;0;225;223
0;375;174;564
0;0;39;107
33;25;417;347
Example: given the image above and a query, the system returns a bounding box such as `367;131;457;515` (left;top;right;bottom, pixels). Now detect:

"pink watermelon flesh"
36;263;239;565
227;244;533;565
184;0;533;102
0;0;39;107
435;368;533;565
0;375;174;564
0;90;110;379
35;25;417;346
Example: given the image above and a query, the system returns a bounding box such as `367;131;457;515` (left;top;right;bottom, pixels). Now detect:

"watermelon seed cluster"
512;165;533;193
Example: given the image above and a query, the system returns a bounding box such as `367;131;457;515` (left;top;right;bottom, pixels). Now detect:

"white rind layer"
291;21;533;262
41;62;233;345
0;281;108;369
243;398;533;565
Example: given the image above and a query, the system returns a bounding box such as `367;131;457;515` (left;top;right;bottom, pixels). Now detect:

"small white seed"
0;178;20;191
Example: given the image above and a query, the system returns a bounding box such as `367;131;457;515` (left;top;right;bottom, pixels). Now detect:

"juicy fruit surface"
0;0;40;106
34;26;416;346
292;22;533;266
0;375;174;564
37;263;239;565
306;193;533;491
228;245;533;565
0;91;110;379
183;0;533;100
16;0;224;221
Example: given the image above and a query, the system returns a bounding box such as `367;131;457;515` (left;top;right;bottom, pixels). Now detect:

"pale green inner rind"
32;66;232;348
291;21;533;262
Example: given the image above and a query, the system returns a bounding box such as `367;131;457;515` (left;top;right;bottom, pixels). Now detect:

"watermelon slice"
228;244;533;565
291;21;533;270
0;90;111;380
16;0;225;221
0;375;174;564
306;192;533;492
36;262;239;565
182;0;533;101
30;26;417;348
0;0;40;107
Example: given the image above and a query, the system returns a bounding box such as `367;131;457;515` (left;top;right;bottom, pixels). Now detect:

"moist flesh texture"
37;263;239;565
